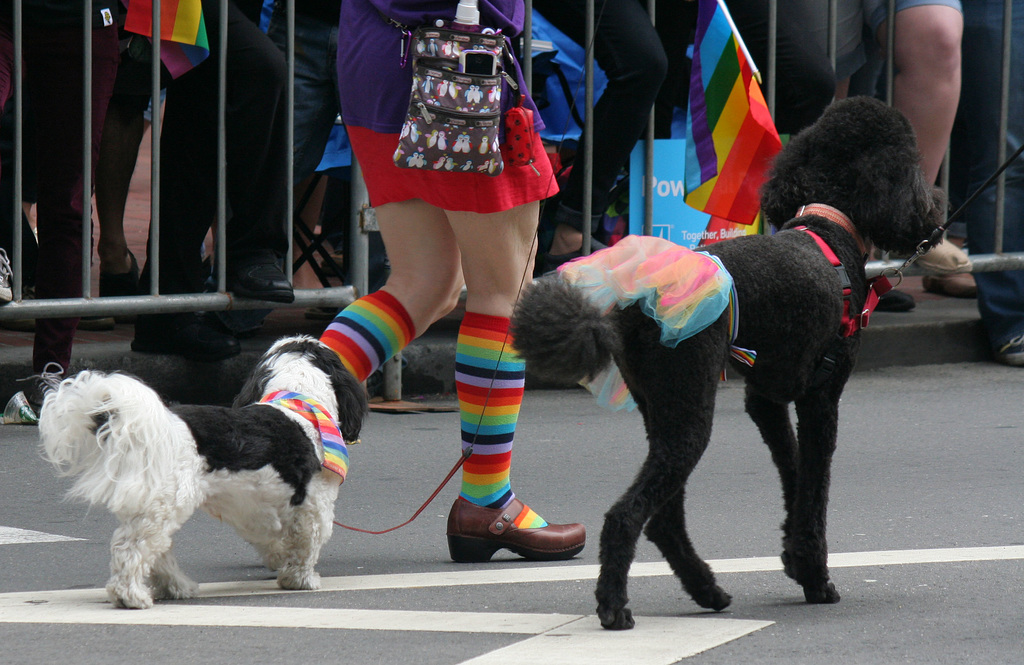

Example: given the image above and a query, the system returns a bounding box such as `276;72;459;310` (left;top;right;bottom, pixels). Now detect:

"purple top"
336;0;543;134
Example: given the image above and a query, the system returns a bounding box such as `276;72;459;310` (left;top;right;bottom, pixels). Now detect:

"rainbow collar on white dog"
260;390;348;481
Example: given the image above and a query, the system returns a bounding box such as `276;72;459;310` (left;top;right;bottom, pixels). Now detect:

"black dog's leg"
644;487;732;612
597;450;699;629
744;388;798;526
783;391;843;604
596;351;722;629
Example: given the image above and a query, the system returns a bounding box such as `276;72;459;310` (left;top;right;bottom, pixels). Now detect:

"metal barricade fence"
0;0;1019;364
1;0;358;326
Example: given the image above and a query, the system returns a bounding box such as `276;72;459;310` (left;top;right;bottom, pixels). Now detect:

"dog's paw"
277;566;321;591
597;605;635;630
803;580;841;604
152;576;199;601
693;584;732;612
107;581;154;609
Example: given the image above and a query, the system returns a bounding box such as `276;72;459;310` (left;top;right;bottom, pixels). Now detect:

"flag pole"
714;0;762;84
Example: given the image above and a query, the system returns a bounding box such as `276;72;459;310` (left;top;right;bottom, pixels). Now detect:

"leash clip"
881;266;904;289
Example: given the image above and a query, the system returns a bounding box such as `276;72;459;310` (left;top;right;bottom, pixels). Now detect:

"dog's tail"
39;371;199;514
510;277;621;385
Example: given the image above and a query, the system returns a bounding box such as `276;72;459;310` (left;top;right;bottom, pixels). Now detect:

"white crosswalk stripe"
2;545;1020;664
0;526;83;545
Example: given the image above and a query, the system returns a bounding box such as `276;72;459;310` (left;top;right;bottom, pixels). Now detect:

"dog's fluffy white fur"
39;335;367;609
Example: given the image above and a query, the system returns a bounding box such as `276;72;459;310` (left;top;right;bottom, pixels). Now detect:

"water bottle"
453;0;480;30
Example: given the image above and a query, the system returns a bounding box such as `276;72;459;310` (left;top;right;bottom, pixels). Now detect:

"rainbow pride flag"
684;0;781;225
124;0;210;78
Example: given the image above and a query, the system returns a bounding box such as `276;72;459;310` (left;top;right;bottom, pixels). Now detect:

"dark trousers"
0;21;120;373
653;0;835;136
723;0;835;137
534;0;669;221
140;0;289;301
535;0;834;234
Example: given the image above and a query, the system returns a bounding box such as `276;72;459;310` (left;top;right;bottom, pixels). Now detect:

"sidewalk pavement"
0;134;995;407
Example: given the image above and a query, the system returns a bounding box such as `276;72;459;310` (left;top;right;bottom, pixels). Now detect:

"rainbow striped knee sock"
457;312;547;529
319;290;415;382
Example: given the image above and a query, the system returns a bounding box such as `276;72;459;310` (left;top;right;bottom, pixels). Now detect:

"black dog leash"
892;141;1024;276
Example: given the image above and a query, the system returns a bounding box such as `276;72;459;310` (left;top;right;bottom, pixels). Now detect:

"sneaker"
994;334;1024;367
0;248;12;304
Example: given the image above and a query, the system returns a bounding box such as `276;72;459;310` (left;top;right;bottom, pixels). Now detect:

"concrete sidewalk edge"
0;301;993;408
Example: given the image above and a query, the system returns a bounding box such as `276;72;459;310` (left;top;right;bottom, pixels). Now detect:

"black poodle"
511;97;944;630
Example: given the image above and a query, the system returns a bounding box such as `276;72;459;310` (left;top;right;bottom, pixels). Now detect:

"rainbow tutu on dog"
557;235;737;410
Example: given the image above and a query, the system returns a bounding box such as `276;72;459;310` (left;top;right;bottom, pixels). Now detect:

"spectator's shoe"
132;313;240;361
229;260;295;303
875;289;916;312
994;334;1024;367
922;273;977;299
99;250;141;323
446;496;586;562
99;250;140;298
0;248;12;304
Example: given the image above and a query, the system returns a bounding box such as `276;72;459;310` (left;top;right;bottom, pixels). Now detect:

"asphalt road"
1;362;1021;664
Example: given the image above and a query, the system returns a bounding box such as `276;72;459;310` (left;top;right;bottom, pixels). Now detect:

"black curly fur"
511;97;943;630
511;277;620;384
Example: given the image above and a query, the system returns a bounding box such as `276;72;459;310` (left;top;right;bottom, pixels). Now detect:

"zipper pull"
501;71;518;90
417;102;435;124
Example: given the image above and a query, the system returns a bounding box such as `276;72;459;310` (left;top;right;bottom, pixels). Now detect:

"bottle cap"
454;0;479;27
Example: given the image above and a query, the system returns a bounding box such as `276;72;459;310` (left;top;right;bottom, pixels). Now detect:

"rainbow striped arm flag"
124;0;210;78
684;0;781;225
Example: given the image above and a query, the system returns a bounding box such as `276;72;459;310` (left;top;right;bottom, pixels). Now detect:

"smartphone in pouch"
459;50;498;75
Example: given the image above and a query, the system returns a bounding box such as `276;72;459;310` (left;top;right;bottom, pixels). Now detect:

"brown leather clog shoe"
446;497;586;562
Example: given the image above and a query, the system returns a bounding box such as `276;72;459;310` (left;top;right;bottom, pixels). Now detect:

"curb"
0;291;993;407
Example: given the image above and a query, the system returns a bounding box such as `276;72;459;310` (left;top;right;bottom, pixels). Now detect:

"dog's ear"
234;361;272;408
840;100;945;253
327;356;368;443
301;342;368;442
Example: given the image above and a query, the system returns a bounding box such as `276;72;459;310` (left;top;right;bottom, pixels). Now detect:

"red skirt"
347;125;559;214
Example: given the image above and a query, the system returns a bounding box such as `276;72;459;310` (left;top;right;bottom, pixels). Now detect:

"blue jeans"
949;0;1024;348
267;4;340;184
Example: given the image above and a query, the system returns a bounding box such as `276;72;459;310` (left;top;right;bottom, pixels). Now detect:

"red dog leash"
333;447;471;535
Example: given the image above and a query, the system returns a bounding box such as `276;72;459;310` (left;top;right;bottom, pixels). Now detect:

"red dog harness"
793;210;893;337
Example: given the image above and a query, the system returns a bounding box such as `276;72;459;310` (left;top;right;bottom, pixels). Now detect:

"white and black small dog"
39;335;367;609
